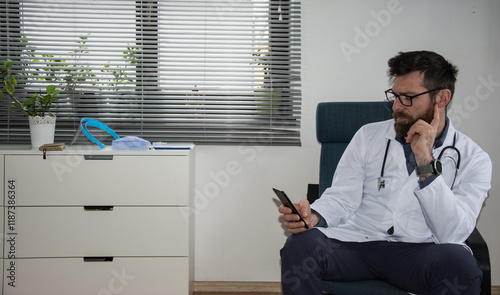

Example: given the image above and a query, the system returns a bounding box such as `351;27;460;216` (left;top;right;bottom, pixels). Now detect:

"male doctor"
279;51;492;295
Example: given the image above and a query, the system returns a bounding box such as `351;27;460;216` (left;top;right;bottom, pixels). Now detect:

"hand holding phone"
273;188;309;229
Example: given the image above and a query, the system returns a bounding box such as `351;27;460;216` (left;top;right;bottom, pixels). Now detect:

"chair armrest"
307;183;319;204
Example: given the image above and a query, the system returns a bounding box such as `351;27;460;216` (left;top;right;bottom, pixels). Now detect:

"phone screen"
273;188;309;229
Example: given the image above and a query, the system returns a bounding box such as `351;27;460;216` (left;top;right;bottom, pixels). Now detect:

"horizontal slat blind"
0;0;301;145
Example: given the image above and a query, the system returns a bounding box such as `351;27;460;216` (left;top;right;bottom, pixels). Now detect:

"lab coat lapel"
385;128;408;177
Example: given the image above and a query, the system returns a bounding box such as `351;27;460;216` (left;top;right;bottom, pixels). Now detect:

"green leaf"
46;84;56;94
3;61;13;68
9;73;17;86
42;94;52;102
27;93;37;102
5;80;15;94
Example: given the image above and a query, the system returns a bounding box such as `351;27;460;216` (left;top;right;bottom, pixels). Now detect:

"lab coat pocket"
393;179;433;240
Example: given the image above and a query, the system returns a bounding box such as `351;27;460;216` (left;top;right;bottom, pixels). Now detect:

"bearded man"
279;51;492;295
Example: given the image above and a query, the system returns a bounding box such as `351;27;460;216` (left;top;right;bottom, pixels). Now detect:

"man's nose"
392;98;405;112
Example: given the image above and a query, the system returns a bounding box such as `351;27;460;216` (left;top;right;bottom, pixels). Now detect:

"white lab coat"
311;119;492;245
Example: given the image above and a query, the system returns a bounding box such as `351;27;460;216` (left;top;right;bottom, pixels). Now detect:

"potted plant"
1;60;61;147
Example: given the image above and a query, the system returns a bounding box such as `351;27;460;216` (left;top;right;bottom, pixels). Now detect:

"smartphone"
273;188;309;229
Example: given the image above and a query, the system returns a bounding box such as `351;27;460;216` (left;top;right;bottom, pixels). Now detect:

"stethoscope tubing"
379;133;460;190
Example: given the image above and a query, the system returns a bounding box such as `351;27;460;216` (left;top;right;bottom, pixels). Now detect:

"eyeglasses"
385;88;443;106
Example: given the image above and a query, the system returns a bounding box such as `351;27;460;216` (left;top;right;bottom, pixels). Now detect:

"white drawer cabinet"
5;154;190;206
5;257;190;295
1;146;194;295
8;206;189;258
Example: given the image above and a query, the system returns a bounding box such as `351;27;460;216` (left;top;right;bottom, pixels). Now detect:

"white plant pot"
29;115;56;148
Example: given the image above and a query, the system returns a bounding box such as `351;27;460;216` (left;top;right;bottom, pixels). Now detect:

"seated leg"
280;229;378;295
382;243;482;295
281;231;482;295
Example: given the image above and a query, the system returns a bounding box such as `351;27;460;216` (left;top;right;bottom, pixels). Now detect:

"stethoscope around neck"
378;132;461;191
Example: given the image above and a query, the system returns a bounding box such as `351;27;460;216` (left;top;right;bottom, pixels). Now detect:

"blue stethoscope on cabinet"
378;132;461;191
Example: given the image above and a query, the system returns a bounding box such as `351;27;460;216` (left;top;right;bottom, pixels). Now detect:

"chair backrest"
315;101;393;197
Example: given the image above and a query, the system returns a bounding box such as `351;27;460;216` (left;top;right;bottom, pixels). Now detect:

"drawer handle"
84;206;114;211
84;257;114;262
84;155;114;160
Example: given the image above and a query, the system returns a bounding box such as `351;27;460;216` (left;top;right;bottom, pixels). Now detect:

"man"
279;51;492;295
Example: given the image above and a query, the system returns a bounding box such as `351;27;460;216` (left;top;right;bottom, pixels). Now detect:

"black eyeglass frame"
385;88;444;106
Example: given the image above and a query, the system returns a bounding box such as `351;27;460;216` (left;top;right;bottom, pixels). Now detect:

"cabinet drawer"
5;155;190;206
6;206;189;258
3;257;191;295
0;156;3;258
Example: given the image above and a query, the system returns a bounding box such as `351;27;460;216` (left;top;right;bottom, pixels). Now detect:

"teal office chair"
307;101;491;295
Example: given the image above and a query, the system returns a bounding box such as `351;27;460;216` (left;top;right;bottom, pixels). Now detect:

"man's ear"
436;89;452;108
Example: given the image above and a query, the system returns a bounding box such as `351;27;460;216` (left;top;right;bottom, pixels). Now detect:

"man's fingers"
278;204;292;214
279;199;311;233
430;103;440;130
282;212;300;222
298;199;310;217
406;124;421;143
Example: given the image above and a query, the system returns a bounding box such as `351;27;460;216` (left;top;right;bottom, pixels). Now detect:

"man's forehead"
392;71;426;92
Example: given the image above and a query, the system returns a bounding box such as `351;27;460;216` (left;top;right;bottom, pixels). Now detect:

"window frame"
0;0;302;146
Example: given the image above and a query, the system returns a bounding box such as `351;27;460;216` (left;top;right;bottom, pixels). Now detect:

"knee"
427;244;482;293
430;244;481;275
280;229;326;263
281;230;315;258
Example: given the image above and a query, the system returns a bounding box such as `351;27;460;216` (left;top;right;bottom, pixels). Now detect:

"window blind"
0;0;301;146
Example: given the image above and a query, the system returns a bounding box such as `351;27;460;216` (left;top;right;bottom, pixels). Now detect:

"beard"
393;104;435;138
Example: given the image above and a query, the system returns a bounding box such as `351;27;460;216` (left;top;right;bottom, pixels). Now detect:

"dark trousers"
280;229;482;295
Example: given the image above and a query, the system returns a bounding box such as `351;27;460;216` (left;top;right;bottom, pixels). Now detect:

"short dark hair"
387;51;458;100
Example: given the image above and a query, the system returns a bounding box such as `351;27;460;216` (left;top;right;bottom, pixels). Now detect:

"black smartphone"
273;188;309;229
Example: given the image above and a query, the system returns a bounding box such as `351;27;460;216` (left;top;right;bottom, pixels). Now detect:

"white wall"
194;0;500;284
